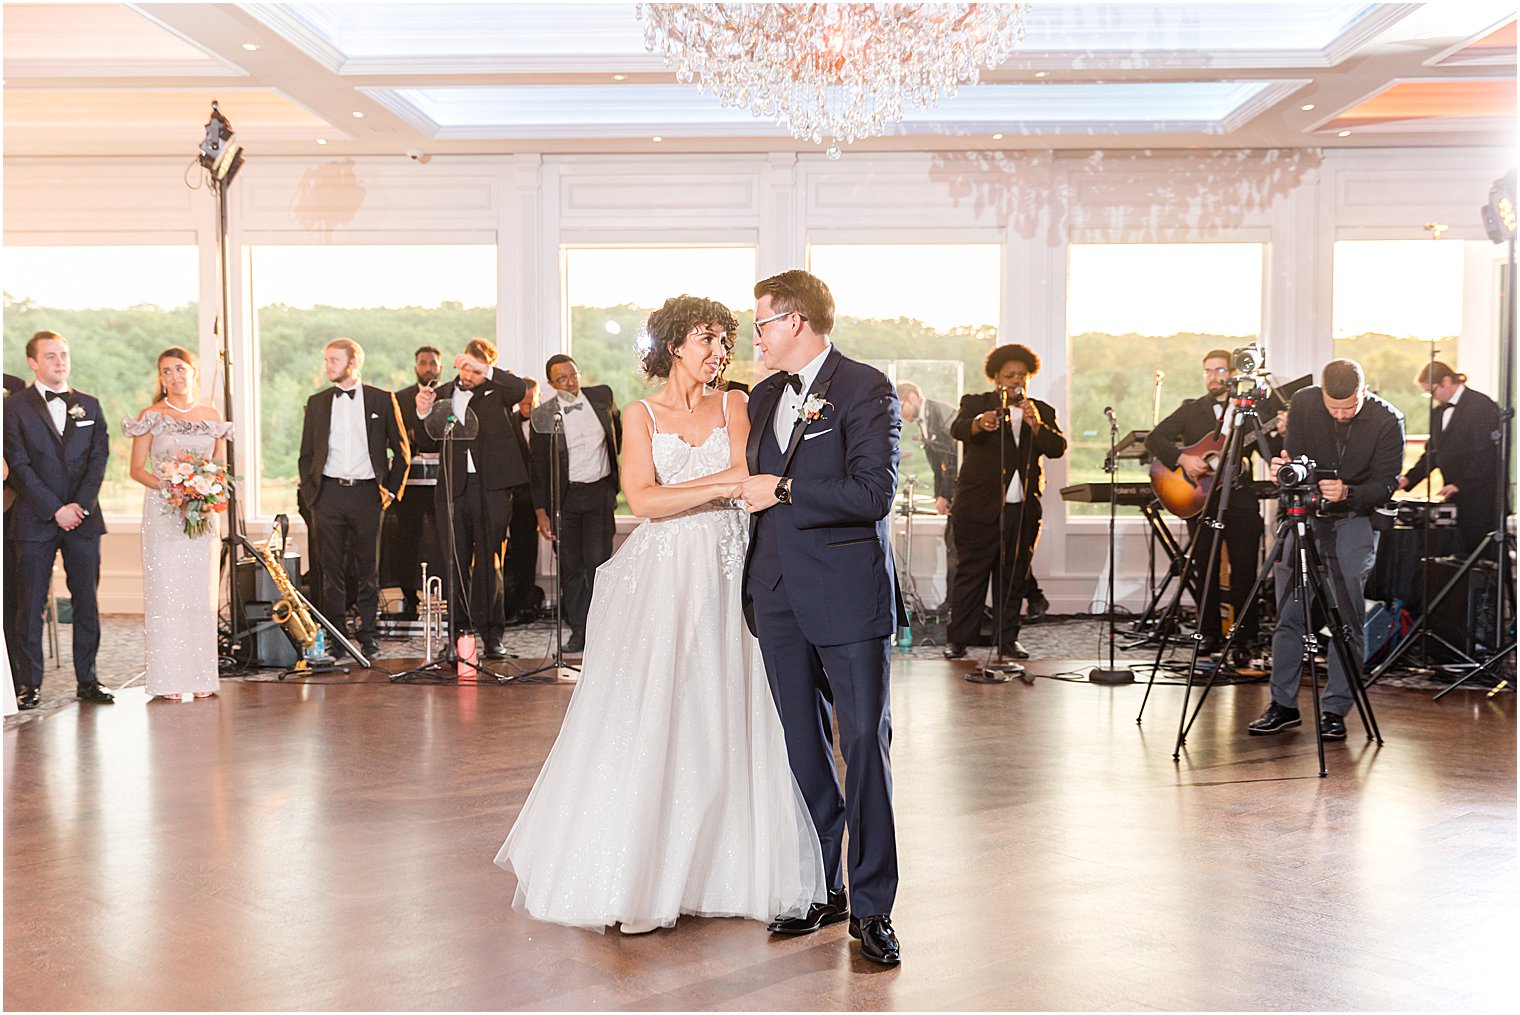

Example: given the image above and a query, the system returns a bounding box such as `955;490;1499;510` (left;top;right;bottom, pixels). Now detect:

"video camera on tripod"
1228;345;1273;401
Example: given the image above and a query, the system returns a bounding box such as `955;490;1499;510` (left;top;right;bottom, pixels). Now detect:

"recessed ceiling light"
352;111;365;119
992;133;1004;140
1300;103;1316;111
242;43;260;51
612;74;627;81
316;138;328;145
652;135;663;142
1034;71;1048;78
1338;130;1351;137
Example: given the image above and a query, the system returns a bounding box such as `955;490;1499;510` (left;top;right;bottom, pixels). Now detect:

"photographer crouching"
1249;359;1404;741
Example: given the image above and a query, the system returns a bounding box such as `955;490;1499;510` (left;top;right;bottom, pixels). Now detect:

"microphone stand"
516;409;580;681
971;386;1029;684
1090;407;1134;683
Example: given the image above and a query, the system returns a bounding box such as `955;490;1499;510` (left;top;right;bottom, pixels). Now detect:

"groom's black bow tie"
334;387;357;400
43;390;67;403
782;372;804;394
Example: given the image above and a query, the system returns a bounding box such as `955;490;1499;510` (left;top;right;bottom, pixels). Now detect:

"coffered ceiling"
2;2;1514;159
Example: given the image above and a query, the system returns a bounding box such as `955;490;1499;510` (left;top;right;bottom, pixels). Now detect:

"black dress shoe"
769;888;848;935
359;638;382;659
1320;711;1347;740
942;642;967;660
1247;701;1301;735
564;632;585;654
76;683;115;704
1198;634;1224;655
999;640;1029;660
482;637;510;660
849;915;902;966
17;686;40;710
1025;593;1050;621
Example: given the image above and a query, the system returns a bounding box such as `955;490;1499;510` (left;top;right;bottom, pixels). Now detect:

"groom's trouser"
748;573;899;919
16;527;101;689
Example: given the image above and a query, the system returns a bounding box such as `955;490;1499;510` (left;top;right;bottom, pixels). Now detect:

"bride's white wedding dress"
495;398;824;931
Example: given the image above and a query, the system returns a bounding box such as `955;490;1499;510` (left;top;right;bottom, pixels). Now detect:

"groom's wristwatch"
774;478;792;504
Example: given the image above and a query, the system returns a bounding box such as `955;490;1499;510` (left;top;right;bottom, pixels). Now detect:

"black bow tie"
1438;401;1455;413
559;401;584;413
44;390;67;403
334;387;356;400
782;373;804;394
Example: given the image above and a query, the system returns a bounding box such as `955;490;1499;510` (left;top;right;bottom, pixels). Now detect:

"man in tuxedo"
1397;361;1502;554
416;339;530;660
503;378;541;626
741;269;905;966
393;345;443;620
944;343;1067;661
2;331;115;708
1145;350;1283;657
897;380;961;614
529;355;621;655
297;338;409;659
4;372;30;690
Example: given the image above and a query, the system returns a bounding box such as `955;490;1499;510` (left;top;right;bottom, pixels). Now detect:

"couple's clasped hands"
725;474;784;513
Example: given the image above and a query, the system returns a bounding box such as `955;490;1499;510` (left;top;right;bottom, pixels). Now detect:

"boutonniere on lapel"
797;393;832;425
67;403;86;421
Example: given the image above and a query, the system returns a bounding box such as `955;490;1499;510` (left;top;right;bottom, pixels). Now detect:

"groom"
742;270;905;966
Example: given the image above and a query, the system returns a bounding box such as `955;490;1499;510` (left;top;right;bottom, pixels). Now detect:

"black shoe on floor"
564;632;585;654
1025;593;1049;621
768;887;849;935
1198;634;1224;656
942;642;967;660
359;639;382;660
76;683;115;705
848;915;902;966
999;641;1030;660
1320;711;1347;740
483;637;510;660
1247;702;1301;735
17;686;40;710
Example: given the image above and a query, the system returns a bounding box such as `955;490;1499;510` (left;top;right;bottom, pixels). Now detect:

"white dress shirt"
1003;408;1027;505
34;381;68;435
1441;384;1465;430
773;342;834;451
450;386;480;473
558;391;610;484
324;382;376;481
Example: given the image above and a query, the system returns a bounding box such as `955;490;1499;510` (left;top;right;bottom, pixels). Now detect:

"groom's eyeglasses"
754;311;807;336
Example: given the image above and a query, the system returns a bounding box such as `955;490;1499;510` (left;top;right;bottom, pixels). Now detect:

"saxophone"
253;525;319;660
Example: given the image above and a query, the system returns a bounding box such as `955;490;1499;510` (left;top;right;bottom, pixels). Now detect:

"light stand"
1090;407;1133;684
516;408;580;681
199;101;250;669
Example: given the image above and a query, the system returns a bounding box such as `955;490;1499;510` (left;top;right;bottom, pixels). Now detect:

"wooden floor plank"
4;659;1515;1011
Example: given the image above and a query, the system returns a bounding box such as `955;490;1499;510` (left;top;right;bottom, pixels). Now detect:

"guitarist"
1145;350;1284;659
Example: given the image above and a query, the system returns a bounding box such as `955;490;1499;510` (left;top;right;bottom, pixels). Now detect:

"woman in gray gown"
125;347;232;700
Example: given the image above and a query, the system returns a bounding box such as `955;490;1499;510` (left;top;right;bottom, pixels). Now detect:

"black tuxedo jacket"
2;384;110;540
298;384;410;502
949;391;1067;527
430;369;530;494
395;382;440;456
528;385;621;508
915;396;958;501
1404;386;1501;501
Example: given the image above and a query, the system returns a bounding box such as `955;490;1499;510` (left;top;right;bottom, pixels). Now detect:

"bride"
495;295;824;934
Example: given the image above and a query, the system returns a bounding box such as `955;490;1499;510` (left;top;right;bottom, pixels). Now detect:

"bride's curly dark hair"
640;295;739;381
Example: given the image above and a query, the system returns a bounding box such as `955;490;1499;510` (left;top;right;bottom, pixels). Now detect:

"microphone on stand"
1104;405;1118;427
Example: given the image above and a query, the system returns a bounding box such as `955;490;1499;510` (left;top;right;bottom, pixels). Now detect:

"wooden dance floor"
4;657;1515;1011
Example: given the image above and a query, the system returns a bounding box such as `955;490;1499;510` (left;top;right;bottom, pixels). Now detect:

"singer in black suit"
416;339;530;659
1145;350;1283;654
529;355;621;654
944;344;1067;660
503;378;541;625
393;345;443;619
1398;361;1502;554
2;332;115;707
297;339;409;658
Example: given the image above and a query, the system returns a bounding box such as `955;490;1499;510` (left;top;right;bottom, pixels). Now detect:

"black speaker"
1425;557;1498;657
235;555;302;668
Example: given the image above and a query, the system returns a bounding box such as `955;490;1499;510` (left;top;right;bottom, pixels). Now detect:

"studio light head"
199;100;244;187
1482;169;1515;245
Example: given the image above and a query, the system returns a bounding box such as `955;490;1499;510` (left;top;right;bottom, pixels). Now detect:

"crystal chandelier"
636;4;1029;159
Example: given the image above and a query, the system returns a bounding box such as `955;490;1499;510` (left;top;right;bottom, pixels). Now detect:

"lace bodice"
121;413;233;458
643;397;733;486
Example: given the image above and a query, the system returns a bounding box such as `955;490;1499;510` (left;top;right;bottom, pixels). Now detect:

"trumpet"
420;562;446;659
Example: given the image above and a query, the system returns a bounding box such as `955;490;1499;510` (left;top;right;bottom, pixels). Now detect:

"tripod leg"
1302;527;1383;746
1140;507;1214;724
1292;530;1329;778
1172;514;1228;757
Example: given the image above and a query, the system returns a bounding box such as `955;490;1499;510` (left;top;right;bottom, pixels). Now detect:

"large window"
806;243;1001;499
250;244;497;517
2;245;199;516
1066;242;1264;516
563;245;758;411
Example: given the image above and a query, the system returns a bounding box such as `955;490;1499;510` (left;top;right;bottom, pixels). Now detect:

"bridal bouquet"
155;450;230;538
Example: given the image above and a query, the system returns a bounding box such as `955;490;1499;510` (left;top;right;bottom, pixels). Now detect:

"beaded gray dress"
495;399;824;931
122;413;233;696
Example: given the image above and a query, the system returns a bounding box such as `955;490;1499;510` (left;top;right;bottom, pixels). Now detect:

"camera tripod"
1178;490;1384;776
1136;379;1275;727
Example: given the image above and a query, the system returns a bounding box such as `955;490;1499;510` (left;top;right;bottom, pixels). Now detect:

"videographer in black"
1250;359;1403;741
1396;361;1501;554
1145;349;1284;660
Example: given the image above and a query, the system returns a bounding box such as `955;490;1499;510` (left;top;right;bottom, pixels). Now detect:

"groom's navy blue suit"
744;346;905;919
